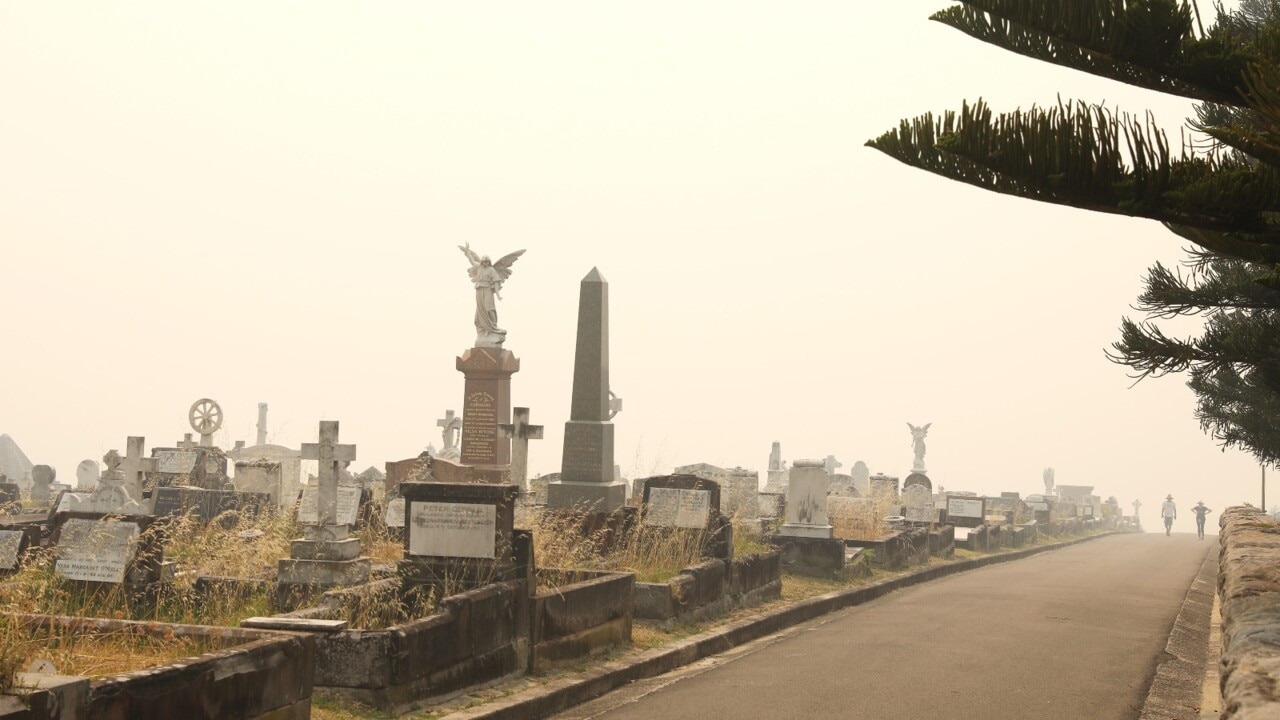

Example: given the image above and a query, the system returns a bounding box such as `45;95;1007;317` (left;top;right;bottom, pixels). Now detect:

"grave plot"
0;613;313;719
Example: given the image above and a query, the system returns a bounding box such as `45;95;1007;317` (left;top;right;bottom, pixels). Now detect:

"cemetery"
0;254;1129;720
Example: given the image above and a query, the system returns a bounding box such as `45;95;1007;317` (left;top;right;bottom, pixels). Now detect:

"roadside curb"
1138;543;1217;719
441;531;1119;720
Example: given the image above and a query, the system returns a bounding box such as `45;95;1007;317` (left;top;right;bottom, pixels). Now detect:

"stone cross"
499;407;543;494
437;410;462;452
1132;499;1142;516
301;421;356;527
119;436;158;502
177;433;198;450
823;455;842;477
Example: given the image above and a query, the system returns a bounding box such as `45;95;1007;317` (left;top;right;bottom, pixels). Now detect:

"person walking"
1161;494;1177;536
1192;501;1213;540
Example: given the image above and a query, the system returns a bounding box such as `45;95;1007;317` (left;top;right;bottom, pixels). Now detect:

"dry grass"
0;619;221;680
829;487;900;539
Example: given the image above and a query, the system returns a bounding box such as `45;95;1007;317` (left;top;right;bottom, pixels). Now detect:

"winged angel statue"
459;243;525;348
907;422;932;472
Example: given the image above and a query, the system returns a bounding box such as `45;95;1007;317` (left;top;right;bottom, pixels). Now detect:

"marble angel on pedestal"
459;243;525;348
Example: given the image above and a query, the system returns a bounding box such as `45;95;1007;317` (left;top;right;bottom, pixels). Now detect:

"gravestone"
50;514;162;588
57;449;146;515
903;484;935;523
385;496;406;529
276;421;370;600
764;442;788;493
869;473;899;500
398;481;521;591
850;461;871;495
233;460;282;502
498;406;543;496
229;414;303;510
30;465;55;506
903;472;932;492
436;409;462;462
297;485;364;526
74;460;100;490
945;495;987;528
672;463;758;519
151;486;272;525
0;528;33;572
547;268;627;512
150;447;227;491
119;437;158;502
823;455;842;477
384;453;432;499
781;460;834;538
457;349;519;471
642;475;720;529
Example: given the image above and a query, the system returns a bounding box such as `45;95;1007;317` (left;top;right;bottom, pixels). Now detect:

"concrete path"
552;533;1211;720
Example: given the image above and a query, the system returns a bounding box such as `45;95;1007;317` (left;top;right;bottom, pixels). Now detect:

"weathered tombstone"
119;437;158;503
869;473;899;500
29;465;55;506
548;269;627;512
850;461;871;495
642;475;720;529
903;472;932;493
229;404;304;509
384;496;406;529
74;459;100;490
297;484;363;526
781;460;833;538
498;406;544;496
672;463;758;519
51;514;162;588
398;481;522;591
151;486;271;525
276;421;370;601
233;460;282;502
0;528;33;573
0;481;19;514
823;455;842;477
903;484;935;523
945;495;987;528
436;409;463;462
57;449;146;515
150;447;227;491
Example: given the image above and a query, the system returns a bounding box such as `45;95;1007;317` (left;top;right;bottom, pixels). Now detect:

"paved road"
553;533;1211;720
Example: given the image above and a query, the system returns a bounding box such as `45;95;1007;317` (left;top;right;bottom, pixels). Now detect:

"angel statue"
1043;467;1055;495
907;422;931;472
459;243;526;348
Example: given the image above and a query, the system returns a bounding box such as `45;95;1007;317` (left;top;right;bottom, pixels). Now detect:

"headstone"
823;455;842;477
869;474;899;500
548;268;627;512
498;407;544;495
300;422;357;529
29;465;55;506
0;528;30;571
150;447;227;490
53;518;141;584
764;442;788;493
74;460;100;490
946;495;987;528
151;486;272;524
781;460;834;538
850;461;871;495
457;349;519;470
673;463;759;519
903;484;934;523
398;482;521;591
233;460;283;502
297;485;363;526
436;409;463;461
119;437;158;502
230;441;303;509
642;475;720;529
385;496;406;528
57;449;145;515
903;472;932;493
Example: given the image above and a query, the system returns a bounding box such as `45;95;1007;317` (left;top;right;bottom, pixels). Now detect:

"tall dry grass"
828;487;900;539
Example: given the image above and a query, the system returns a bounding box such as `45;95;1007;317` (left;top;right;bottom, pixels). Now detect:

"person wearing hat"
1160;494;1177;536
1192;501;1213;540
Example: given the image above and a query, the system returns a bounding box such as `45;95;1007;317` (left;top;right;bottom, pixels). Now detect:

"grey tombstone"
234;460;282;502
74;460;100;491
30;465;55;506
119;437;158;503
850;461;871;495
781;460;834;538
498;407;544;496
642;475;720;529
547;268;627;512
904;484;935;523
0;528;30;571
398;482;521;593
53;518;142;584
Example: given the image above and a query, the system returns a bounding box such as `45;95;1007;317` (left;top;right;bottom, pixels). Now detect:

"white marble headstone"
54;519;140;584
297;485;362;526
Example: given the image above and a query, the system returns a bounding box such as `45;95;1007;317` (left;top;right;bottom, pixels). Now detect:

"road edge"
1138;542;1217;720
440;531;1119;720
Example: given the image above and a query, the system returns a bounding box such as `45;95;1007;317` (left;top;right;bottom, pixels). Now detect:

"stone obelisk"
547;268;626;512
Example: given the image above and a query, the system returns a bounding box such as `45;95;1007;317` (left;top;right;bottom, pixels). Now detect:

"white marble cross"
823;455;842;477
301;421;357;527
499;407;543;494
177;433;198;450
437;410;462;451
120;436;158;503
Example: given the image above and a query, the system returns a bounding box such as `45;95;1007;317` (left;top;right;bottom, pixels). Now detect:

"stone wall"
634;551;783;622
1218;506;1280;719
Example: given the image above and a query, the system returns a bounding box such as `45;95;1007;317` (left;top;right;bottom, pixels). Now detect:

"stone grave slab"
398;482;520;591
945;496;987;528
641;475;720;529
385;496;405;529
53;518;141;584
297;485;363;526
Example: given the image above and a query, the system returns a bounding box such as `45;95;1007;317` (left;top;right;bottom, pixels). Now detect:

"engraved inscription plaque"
55;519;140;584
385;497;406;528
408;501;497;558
644;487;710;529
298;485;362;526
462;391;498;464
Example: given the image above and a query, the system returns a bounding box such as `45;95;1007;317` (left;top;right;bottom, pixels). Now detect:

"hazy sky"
1;2;1262;531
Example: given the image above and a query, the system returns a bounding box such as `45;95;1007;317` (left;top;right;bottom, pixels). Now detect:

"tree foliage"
869;0;1280;462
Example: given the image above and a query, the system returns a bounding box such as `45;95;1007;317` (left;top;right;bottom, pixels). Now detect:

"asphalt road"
552;533;1211;720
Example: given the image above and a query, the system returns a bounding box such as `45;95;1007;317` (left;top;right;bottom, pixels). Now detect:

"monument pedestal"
548;420;624;511
780;523;835;539
456;348;519;473
546;480;627;512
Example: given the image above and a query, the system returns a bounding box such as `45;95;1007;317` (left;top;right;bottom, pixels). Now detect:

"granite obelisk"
547;268;626;511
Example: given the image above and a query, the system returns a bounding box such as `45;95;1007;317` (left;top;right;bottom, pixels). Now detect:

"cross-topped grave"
120;437;158;502
823;455;842;477
300;421;357;531
498;407;543;496
177;434;198;450
437;410;462;458
277;420;369;604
